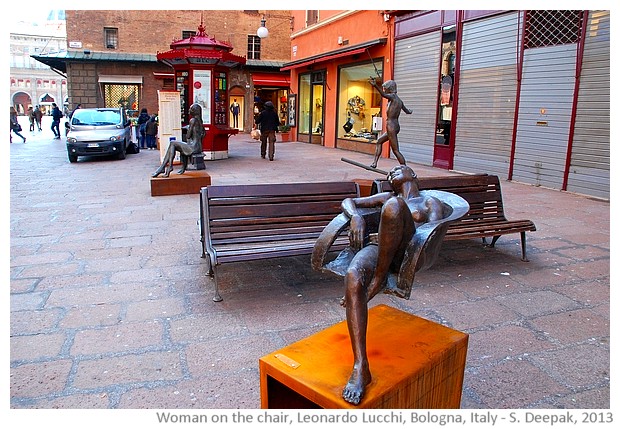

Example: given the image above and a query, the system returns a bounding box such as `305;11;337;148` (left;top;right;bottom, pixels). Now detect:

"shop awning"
251;73;290;87
153;72;174;80
280;38;387;71
98;74;143;84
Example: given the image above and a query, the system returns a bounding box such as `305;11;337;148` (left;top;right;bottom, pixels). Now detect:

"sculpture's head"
387;165;418;191
388;164;416;181
382;80;397;93
189;103;202;118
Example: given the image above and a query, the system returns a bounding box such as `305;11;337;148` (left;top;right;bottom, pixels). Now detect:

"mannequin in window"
230;99;240;128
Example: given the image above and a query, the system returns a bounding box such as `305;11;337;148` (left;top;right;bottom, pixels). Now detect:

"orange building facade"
283;11;393;158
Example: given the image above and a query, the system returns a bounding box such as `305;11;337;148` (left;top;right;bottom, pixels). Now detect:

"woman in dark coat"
137;108;150;149
10;107;26;143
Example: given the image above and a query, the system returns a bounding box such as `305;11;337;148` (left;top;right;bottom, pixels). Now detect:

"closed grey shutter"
512;44;577;189
566;10;610;199
453;12;519;178
394;31;441;166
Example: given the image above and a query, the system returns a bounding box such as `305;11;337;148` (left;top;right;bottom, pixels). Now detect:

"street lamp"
257;16;269;38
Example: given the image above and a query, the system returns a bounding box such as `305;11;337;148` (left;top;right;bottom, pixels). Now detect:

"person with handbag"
10;107;26;143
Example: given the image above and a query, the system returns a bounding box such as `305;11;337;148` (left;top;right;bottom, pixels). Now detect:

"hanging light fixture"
257;16;269;38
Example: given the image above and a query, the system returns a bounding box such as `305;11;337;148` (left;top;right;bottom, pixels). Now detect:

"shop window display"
298;71;325;138
338;62;383;141
299;74;311;134
435;27;456;146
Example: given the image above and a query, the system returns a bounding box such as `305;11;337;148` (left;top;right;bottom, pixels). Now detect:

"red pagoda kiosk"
157;22;246;159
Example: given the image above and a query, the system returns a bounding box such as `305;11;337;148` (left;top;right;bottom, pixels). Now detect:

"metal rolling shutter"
453;12;520;178
394;31;441;166
566;10;610;199
512;43;577;189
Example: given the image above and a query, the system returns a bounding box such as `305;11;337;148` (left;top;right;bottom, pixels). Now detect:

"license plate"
87;143;100;148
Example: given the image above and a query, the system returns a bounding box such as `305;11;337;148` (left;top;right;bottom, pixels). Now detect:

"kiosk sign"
193;70;211;124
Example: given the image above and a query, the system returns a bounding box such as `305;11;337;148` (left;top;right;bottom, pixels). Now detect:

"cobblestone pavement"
9;116;611;414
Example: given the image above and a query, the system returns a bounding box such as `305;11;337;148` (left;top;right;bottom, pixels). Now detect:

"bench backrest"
201;181;360;244
373;174;508;222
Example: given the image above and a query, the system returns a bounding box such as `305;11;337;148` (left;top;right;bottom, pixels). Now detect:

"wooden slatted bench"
199;182;360;301
372;174;536;261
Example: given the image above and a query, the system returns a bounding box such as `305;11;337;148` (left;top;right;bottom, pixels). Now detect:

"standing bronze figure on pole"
368;78;412;169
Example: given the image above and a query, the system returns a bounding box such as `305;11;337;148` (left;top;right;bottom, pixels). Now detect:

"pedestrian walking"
254;101;279;161
145;114;158;150
34;105;43;131
50;103;63;139
27;106;35;132
10;107;26;143
137;108;150;149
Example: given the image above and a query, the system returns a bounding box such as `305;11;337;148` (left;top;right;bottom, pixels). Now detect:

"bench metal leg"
198;197;206;259
211;268;223;302
198;220;206;259
204;254;222;302
212;280;223;302
487;233;529;262
520;231;529;262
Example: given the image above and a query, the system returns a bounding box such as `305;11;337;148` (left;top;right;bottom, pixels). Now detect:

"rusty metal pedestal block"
150;170;211;196
259;304;468;409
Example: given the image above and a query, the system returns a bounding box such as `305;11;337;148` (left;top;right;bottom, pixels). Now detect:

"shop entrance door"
432;25;457;169
298;71;325;145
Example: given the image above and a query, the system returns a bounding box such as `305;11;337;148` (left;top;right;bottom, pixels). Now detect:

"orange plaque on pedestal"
259;304;468;409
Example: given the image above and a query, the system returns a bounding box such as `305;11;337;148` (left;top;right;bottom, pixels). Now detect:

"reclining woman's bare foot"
342;363;371;405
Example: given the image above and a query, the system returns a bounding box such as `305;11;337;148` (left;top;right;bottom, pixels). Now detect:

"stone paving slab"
8;116;611;413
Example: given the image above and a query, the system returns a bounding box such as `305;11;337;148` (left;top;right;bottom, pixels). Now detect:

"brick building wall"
65;10;291;61
65;62;98;107
63;10;292;132
66;62;170;111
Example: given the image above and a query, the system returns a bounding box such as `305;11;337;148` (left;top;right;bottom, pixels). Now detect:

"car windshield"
72;110;121;126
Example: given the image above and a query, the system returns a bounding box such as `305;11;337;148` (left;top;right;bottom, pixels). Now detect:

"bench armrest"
311;213;350;271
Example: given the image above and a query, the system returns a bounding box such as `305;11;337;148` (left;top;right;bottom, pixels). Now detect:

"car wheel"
68;152;78;163
117;141;126;160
